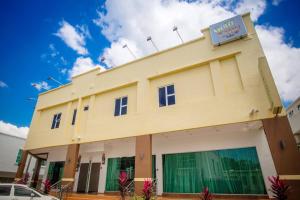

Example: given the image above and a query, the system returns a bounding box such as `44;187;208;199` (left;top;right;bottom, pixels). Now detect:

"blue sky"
0;0;299;137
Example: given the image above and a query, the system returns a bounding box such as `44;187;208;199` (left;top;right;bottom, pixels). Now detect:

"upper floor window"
51;113;62;129
289;110;294;118
159;84;175;107
114;96;128;116
72;109;77;125
84;106;89;111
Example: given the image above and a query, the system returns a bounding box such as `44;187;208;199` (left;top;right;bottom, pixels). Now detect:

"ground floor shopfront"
35;121;275;196
17;117;300;199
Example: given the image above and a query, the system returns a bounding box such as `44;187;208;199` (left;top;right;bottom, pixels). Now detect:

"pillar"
15;150;28;181
31;158;42;188
262;116;300;200
134;135;152;195
62;144;80;186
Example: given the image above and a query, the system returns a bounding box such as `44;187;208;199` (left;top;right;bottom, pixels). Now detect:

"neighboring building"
16;13;300;199
0;132;44;184
287;97;300;150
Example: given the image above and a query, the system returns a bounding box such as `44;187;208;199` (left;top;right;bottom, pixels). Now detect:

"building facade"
0;132;44;184
16;13;300;199
287;97;300;150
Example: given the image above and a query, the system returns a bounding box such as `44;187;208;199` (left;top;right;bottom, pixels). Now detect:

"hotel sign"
209;15;247;46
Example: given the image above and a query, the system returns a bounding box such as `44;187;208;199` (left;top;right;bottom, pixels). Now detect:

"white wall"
0;133;44;183
0;133;25;173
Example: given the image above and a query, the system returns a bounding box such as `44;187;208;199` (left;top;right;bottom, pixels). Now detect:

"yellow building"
16;13;300;199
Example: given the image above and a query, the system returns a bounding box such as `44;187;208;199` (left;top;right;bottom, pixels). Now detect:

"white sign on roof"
209;15;248;46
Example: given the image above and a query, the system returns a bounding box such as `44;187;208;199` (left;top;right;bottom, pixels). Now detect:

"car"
0;183;59;200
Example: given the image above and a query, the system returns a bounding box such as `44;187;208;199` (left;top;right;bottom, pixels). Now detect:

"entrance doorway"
105;156;156;192
77;162;101;193
47;161;65;185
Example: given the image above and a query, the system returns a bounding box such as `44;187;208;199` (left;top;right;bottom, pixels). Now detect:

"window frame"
13;185;40;197
158;84;176;107
51;113;62;129
114;96;128;116
0;185;12;196
71;109;77;125
83;106;89;111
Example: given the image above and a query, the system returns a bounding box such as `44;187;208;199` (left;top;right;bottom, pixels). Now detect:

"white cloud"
94;0;268;67
256;25;300;102
272;0;283;6
31;81;51;91
94;0;235;66
0;120;29;139
49;43;59;58
0;81;8;88
55;20;89;55
68;57;106;79
234;0;266;21
94;0;300;102
60;68;68;75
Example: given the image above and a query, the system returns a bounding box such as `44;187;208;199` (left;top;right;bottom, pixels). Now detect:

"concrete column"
62;144;80;185
209;60;224;97
15;150;28;181
156;154;163;195
262;116;300;200
31;158;42;188
99;156;107;193
134;135;152;195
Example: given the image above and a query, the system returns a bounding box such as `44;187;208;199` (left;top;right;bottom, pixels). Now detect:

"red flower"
42;179;51;194
200;187;212;200
119;171;128;200
268;176;290;200
142;179;152;200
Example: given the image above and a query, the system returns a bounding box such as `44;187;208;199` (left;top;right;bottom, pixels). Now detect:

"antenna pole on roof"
147;36;159;52
47;76;63;86
122;44;136;59
173;26;184;44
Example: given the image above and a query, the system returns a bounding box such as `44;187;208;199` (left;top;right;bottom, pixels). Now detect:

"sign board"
209;15;247;46
15;149;22;165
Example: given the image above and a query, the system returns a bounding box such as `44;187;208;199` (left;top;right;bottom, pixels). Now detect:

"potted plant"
142;179;152;200
119;171;128;200
268;176;290;200
42;179;51;194
200;187;212;200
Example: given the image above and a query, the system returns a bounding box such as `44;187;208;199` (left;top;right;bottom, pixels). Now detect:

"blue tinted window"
159;85;175;107
167;85;175;95
55;113;61;128
72;109;77;125
114;98;121;116
159;87;166;107
168;95;176;105
51;114;57;129
115;97;128;116
121;106;127;115
122;97;128;106
51;113;62;129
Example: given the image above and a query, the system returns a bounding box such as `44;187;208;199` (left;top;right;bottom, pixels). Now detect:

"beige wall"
25;13;282;150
